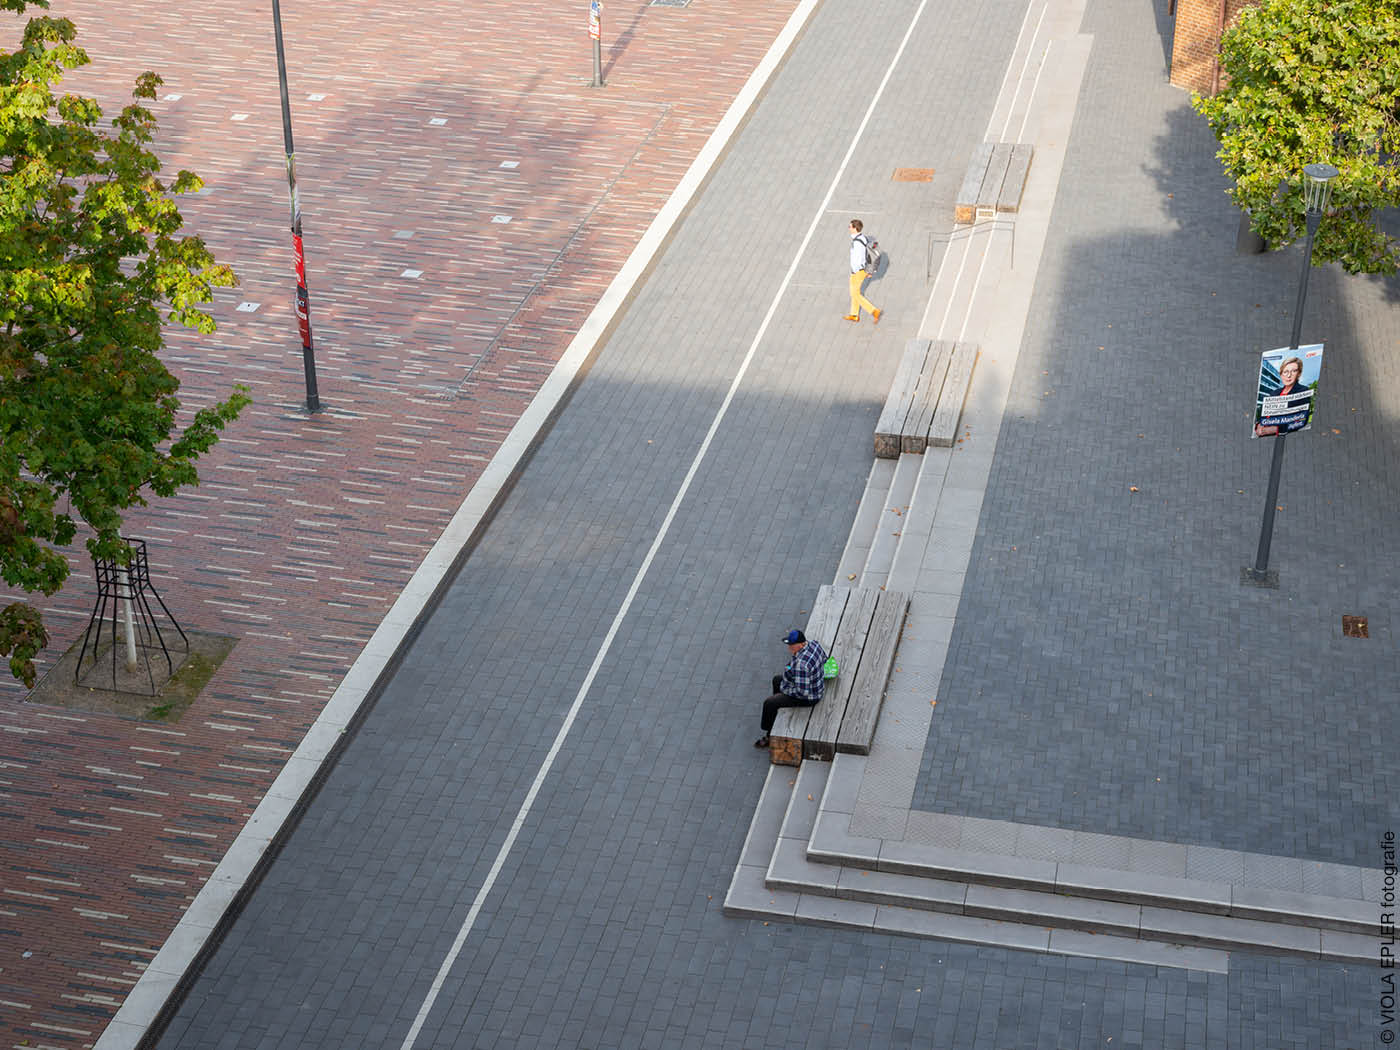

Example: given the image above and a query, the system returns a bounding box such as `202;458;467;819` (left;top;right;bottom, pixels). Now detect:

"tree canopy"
0;0;248;686
1192;0;1400;275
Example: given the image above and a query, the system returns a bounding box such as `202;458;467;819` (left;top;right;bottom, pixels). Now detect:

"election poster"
1252;344;1323;438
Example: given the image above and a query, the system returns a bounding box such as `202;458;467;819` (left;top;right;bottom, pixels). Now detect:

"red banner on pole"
293;233;307;287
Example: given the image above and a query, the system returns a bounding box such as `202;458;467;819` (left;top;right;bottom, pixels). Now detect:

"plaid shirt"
782;640;827;701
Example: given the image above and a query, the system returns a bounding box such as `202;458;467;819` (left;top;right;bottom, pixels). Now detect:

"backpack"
859;234;880;275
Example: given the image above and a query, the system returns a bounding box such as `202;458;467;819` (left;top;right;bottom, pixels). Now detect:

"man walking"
844;218;881;324
754;629;827;749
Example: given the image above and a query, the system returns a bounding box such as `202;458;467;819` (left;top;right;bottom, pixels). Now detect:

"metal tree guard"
75;539;189;695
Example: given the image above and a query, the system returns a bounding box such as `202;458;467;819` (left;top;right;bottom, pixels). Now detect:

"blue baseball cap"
782;629;806;645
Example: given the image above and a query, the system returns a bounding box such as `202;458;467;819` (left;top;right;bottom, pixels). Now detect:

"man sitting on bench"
754;629;827;749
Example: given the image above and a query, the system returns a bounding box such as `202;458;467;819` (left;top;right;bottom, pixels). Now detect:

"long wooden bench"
769;584;910;766
954;141;1033;224
874;339;978;457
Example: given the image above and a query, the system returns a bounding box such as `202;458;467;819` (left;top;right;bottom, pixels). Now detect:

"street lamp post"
589;0;603;87
1243;162;1338;587
271;0;322;413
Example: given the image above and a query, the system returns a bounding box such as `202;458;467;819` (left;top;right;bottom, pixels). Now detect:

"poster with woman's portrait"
1253;344;1323;438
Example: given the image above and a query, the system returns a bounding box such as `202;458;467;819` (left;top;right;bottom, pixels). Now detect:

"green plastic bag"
822;655;840;680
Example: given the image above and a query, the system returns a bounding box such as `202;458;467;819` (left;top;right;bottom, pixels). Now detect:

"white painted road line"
398;0;941;1045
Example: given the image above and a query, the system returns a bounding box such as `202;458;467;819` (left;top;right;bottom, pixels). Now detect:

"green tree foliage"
0;1;249;686
1193;0;1400;274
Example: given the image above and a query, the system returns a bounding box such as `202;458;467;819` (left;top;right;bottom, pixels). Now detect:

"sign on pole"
589;0;603;87
1252;343;1323;438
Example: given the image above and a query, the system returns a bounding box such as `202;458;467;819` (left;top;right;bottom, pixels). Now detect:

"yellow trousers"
849;271;877;317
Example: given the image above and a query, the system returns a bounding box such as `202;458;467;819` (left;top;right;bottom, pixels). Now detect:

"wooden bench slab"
997;144;1033;213
769;585;910;766
955;141;1034;225
875;340;971;457
802;586;880;761
901;341;953;455
769;585;848;766
928;341;978;447
874;339;931;459
835;589;911;755
975;143;1014;219
953;142;995;224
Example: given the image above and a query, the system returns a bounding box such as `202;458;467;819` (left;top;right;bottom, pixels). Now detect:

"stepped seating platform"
727;448;1377;970
726;756;1376;970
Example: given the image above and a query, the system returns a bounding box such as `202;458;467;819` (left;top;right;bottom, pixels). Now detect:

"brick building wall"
1170;0;1259;94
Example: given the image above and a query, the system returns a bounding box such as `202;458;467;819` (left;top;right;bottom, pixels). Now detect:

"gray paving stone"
1240;850;1304;892
1014;823;1076;863
767;836;838;895
794;895;877;932
1318;929;1373;964
1362;864;1388;905
1070;831;1134;870
1301;859;1365;900
1185;845;1246;884
737;768;796;870
878;840;1058;890
1139;906;1321;957
1127;837;1188;878
1230;884;1374;934
1045;930;1228;975
960;817;1021;855
818;754;865;816
778;760;829;840
964;884;1141;936
808;810;882;869
835;866;968;914
871;905;1051;955
728;861;797;918
1054;864;1232;914
850;801;910;840
904;810;964;848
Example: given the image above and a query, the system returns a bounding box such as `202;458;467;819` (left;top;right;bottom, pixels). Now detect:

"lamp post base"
1240;566;1279;589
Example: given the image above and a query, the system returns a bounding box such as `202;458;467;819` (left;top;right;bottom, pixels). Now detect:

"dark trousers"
761;675;818;733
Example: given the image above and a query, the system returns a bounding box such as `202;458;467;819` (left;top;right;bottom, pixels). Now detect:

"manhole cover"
1342;615;1368;638
892;167;935;182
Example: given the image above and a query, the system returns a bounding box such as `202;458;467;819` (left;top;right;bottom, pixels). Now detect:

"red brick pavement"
0;2;799;1045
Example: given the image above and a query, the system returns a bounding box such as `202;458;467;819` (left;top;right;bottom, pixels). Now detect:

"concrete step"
765;808;1371;965
785;888;1231;975
833;459;896;585
885;450;949;591
723;759;1368;968
859;452;921;589
728;773;1228;971
806;755;1375;939
808;808;1374;934
723;763;804;921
